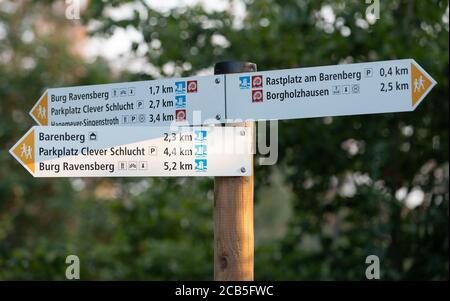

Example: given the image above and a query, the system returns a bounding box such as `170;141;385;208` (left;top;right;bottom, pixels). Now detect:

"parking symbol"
136;100;144;109
365;68;373;78
148;147;157;156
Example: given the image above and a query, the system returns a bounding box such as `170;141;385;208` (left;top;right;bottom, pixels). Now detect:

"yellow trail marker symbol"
9;128;35;176
30;92;48;125
411;62;435;107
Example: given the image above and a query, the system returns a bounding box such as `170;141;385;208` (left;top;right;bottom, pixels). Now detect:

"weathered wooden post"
214;61;256;281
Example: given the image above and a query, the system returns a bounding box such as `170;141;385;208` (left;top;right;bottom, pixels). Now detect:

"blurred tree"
83;0;449;280
0;0;114;279
0;0;448;280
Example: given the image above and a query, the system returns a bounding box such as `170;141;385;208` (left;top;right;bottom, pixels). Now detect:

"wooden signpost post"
213;61;257;281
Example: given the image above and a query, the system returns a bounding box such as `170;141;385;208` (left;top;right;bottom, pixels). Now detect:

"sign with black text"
225;59;436;121
30;75;226;126
9;126;252;177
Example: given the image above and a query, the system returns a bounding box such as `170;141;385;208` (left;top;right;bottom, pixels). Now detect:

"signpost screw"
240;167;246;173
240;130;246;136
216;114;221;120
215;78;221;84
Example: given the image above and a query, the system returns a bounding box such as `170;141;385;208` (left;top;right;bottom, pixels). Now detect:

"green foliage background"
0;0;448;280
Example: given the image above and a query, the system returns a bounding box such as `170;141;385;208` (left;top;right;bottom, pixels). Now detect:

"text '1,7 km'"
30;75;226;126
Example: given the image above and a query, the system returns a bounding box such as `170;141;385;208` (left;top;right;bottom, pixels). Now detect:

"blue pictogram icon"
175;95;187;108
175;81;186;94
239;76;251;89
194;130;207;142
195;159;208;172
195;144;207;157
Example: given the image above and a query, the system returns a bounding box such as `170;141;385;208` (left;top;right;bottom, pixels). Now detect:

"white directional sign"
16;59;437;178
29;59;436;127
9;126;252;177
30;75;226;126
226;59;436;121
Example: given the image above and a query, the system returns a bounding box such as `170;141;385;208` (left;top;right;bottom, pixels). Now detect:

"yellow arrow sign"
411;62;435;107
9;128;35;176
29;91;48;125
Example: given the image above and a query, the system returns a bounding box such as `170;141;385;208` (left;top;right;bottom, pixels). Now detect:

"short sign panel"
10;126;252;177
226;59;436;121
30;75;226;126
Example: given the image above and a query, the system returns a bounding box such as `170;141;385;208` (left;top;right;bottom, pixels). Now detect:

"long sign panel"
30;75;226;126
9;126;252;177
225;59;436;121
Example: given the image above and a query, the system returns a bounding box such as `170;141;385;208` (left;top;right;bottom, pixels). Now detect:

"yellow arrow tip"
30;92;48;125
411;62;435;107
10;128;35;175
